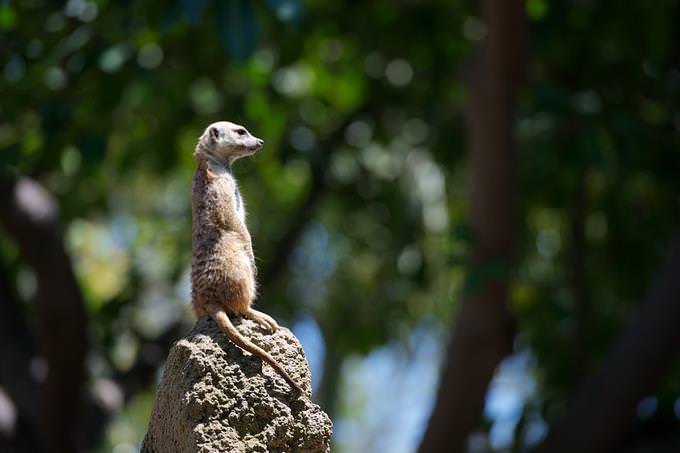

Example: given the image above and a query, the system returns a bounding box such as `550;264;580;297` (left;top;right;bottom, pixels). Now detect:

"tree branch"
0;177;88;453
260;109;370;291
534;232;680;453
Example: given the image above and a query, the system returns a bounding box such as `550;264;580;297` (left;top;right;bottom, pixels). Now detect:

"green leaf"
526;0;548;21
0;4;16;30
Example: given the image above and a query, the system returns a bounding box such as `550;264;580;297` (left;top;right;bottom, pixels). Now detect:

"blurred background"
1;0;679;452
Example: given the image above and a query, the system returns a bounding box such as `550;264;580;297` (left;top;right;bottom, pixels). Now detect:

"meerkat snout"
197;121;263;163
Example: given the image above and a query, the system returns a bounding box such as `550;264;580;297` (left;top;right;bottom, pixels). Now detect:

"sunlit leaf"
0;4;16;30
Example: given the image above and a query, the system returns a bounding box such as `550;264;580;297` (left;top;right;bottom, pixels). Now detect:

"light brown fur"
191;121;302;395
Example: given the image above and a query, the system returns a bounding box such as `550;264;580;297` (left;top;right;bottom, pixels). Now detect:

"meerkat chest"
213;172;246;225
232;182;246;224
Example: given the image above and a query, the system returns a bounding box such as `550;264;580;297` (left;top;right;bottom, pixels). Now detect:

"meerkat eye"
235;128;247;136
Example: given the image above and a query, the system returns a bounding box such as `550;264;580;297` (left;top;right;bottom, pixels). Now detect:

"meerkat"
191;120;303;395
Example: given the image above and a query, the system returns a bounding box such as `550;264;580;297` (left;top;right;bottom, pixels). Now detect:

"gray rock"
142;316;332;453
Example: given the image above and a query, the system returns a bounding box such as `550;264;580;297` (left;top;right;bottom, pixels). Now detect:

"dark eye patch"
235;128;247;136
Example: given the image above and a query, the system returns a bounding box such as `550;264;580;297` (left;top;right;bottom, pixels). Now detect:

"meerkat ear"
209;126;220;143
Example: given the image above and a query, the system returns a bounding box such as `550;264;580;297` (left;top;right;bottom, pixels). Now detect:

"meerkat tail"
209;306;304;395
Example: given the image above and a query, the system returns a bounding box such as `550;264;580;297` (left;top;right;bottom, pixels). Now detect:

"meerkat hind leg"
245;308;280;332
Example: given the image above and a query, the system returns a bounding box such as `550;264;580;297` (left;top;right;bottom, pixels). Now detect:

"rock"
142;316;332;453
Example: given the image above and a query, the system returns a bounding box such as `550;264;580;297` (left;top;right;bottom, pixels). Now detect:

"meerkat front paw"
245;308;280;332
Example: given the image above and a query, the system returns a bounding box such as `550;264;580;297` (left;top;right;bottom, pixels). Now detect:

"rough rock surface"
142;316;332;453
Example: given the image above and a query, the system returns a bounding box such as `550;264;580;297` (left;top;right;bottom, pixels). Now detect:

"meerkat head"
195;121;264;164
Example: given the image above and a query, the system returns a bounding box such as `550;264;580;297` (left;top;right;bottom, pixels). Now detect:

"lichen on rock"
142;316;332;453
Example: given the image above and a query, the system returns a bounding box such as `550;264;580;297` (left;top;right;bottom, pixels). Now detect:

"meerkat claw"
246;308;280;332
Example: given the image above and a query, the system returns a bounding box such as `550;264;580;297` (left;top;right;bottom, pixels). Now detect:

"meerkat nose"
257;138;264;147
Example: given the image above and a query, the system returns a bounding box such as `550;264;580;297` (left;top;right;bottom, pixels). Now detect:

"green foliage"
1;0;679;450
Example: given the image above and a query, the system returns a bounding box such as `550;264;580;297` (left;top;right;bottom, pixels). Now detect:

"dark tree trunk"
534;233;680;453
0;177;88;453
314;342;343;422
418;1;528;452
0;264;42;452
569;174;589;381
